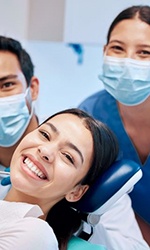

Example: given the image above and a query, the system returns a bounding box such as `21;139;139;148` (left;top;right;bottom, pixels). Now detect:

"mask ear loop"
25;87;34;116
17;88;34;137
103;52;108;62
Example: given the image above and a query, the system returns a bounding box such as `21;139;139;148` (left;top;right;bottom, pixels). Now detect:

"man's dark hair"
0;36;34;86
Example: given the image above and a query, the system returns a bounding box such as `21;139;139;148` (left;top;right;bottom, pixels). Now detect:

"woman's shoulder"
79;89;108;108
78;89;114;117
17;217;58;249
0;217;58;250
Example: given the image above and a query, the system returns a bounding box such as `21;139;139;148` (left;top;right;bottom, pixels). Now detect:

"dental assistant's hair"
42;108;119;250
106;5;150;44
0;36;34;86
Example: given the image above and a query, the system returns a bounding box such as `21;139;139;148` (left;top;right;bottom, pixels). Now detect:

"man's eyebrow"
0;74;18;82
45;122;84;163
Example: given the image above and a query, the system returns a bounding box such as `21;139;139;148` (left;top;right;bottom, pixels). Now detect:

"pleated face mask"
98;56;150;106
0;88;33;147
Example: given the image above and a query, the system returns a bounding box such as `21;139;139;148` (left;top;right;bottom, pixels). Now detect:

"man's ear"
29;76;39;101
65;184;89;202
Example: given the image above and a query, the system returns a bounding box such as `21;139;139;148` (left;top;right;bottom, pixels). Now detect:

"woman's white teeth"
24;157;46;179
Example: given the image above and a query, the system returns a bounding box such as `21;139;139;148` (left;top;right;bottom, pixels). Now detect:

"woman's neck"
117;99;150;127
118;99;150;164
4;187;55;219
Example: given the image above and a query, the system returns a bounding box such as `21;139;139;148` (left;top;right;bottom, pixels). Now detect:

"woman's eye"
39;130;50;141
107;45;124;55
139;50;150;55
111;45;123;51
62;153;74;164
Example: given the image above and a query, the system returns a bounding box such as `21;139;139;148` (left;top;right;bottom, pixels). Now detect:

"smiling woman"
1;108;119;250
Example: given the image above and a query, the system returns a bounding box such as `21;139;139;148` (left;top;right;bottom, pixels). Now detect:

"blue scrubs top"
79;89;150;224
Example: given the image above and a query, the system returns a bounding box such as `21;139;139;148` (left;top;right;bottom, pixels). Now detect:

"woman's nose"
125;50;135;59
37;145;54;163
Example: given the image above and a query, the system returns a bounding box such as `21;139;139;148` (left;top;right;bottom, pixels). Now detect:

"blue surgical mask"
98;56;150;106
0;88;33;147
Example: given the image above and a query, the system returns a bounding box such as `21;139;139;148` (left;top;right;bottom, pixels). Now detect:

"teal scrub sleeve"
67;236;107;250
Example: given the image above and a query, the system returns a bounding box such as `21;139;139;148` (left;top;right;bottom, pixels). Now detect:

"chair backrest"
68;160;142;249
71;159;142;225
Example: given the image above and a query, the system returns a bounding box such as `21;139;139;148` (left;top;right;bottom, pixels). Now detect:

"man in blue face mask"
0;36;39;198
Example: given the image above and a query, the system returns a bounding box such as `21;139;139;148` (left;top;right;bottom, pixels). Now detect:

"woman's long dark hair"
106;5;150;44
40;108;119;250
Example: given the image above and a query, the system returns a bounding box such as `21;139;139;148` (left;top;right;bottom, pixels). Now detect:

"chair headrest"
71;159;142;215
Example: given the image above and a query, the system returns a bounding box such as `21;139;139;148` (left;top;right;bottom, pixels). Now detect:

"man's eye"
39;130;50;141
2;82;14;88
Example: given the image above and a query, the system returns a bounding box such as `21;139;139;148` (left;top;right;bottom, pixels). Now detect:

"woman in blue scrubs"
79;5;150;246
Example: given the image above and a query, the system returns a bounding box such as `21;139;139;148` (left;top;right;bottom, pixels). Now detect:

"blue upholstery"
68;160;142;249
72;159;142;215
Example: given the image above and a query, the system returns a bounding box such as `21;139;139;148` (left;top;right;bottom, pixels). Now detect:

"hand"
1;167;11;186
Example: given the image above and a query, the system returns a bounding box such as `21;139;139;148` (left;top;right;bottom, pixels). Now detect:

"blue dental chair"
67;159;142;250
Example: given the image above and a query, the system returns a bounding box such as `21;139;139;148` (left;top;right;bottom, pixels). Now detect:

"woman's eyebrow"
45;122;59;134
66;142;84;163
108;40;124;45
137;44;150;49
45;122;84;163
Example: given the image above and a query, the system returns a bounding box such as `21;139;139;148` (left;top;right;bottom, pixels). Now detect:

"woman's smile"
21;155;49;181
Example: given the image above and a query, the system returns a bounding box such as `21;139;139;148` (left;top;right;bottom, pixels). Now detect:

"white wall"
25;41;104;122
0;0;29;40
23;1;150;122
0;0;150;43
0;1;150;122
64;0;150;45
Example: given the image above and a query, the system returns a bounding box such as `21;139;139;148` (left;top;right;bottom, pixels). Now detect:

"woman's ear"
29;76;39;101
103;45;107;54
65;184;89;202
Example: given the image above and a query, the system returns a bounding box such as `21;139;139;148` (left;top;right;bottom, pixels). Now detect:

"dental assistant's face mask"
0;88;33;147
98;56;150;106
